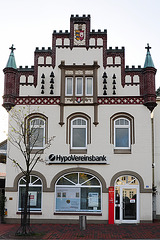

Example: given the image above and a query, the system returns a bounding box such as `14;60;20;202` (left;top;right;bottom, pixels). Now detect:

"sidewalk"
1;222;160;239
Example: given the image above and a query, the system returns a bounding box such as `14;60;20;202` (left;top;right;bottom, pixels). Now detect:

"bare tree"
8;106;54;235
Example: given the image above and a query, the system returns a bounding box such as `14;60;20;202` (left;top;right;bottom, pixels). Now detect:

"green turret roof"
144;43;155;68
6;45;17;69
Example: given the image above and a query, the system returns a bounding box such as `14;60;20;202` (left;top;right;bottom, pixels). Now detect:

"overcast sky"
0;0;160;142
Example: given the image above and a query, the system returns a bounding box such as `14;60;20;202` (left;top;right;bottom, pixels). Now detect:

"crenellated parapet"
2;18;157;113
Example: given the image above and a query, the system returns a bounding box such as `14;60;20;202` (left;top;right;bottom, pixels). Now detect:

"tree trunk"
22;174;29;234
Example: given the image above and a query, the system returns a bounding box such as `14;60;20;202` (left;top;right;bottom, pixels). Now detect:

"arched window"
71;118;87;149
110;113;135;153
55;172;102;212
18;175;42;211
114;118;130;149
30;118;45;148
25;113;48;150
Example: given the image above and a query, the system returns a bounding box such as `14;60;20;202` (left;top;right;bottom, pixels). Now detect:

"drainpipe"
151;111;156;221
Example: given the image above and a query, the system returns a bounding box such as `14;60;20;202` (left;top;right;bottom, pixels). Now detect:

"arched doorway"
114;175;139;224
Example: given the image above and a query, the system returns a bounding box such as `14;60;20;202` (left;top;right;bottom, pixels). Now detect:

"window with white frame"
114;118;130;149
71;118;87;149
18;175;42;211
66;77;73;96
76;77;83;96
30;118;45;149
86;77;93;96
55;172;101;212
65;76;93;97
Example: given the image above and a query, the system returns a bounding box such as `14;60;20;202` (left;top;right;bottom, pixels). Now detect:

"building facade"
3;15;157;224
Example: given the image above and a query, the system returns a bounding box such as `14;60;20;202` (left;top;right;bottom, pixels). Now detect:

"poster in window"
88;192;99;207
29;191;37;206
56;187;80;211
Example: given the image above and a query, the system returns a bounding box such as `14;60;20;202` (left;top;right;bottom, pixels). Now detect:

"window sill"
70;149;87;154
17;211;42;215
114;149;131;154
54;212;102;216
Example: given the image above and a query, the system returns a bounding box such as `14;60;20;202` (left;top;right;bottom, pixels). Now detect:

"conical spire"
144;43;155;68
6;44;17;69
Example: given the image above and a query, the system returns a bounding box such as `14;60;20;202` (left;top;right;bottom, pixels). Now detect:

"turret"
142;44;157;112
3;45;18;111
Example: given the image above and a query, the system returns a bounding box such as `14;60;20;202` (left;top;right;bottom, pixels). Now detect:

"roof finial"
145;43;151;52
9;44;16;53
144;43;155;68
6;44;17;69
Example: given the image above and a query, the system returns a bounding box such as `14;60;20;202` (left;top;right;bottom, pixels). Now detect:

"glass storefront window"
55;172;101;212
18;175;42;211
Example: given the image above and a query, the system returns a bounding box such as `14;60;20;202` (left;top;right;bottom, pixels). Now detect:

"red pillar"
108;187;114;224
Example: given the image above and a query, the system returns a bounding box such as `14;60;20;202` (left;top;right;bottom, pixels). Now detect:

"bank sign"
46;154;109;164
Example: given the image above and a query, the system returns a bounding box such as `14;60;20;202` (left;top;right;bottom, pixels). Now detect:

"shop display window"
55;172;101;212
18;175;42;211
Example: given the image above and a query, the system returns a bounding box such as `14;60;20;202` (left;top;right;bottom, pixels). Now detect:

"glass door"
122;188;137;221
115;185;139;224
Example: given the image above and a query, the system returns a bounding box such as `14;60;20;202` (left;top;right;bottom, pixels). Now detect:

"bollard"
79;215;86;230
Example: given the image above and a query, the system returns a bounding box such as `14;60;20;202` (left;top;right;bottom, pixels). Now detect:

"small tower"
142;44;157;112
3;45;18;111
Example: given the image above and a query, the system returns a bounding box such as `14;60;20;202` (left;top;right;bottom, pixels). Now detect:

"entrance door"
122;187;137;222
114;175;139;224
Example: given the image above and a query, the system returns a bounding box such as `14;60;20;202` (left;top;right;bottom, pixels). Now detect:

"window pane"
83;178;100;186
79;173;92;184
57;177;74;185
115;119;120;125
64;173;78;184
31;176;41;185
66;78;73;95
86;78;93;95
76;78;83;95
30;128;44;148
115;119;129;126
125;120;129;125
82;120;86;125
81;188;101;211
115;128;129;147
56;187;80;211
72;128;86;148
19;178;26;185
120;119;124;125
19;186;42;211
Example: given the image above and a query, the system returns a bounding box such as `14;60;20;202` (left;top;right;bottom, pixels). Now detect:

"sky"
0;0;160;142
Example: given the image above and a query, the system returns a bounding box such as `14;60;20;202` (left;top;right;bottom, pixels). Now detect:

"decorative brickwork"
98;97;144;105
15;96;60;105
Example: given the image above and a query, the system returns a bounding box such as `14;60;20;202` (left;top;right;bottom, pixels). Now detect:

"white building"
3;15;157;224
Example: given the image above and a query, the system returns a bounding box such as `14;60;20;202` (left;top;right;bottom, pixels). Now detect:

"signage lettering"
46;154;109;164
